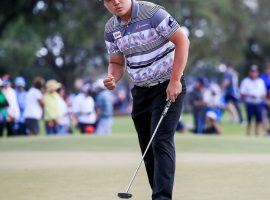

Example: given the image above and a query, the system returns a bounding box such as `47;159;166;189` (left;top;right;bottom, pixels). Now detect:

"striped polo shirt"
104;0;180;87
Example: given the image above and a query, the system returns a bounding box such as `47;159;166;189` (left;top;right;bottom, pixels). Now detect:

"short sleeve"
104;31;121;56
240;79;247;95
151;9;180;39
260;80;267;96
34;90;42;100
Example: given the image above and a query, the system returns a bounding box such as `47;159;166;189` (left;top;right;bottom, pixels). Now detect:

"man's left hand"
166;80;182;102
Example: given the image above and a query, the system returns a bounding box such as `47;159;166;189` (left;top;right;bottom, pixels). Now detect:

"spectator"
24;77;45;135
14;77;27;135
0;79;9;137
57;87;71;134
72;83;97;134
204;83;225;122
203;111;222;134
221;62;243;123
43;79;62;135
260;62;270;134
94;79;114;135
2;79;20;136
189;78;207;133
240;65;266;136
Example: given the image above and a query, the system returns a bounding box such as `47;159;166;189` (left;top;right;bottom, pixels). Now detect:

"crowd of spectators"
0;74;123;137
187;62;270;136
2;62;270;137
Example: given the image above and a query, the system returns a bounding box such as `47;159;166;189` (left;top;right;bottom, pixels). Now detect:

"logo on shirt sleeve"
168;16;175;28
113;31;122;40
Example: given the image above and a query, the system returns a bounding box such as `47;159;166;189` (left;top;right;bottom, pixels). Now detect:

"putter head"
118;193;132;199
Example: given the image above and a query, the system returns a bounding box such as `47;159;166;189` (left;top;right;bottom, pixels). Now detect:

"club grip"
162;100;172;116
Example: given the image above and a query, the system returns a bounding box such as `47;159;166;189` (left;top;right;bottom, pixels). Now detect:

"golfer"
102;0;189;199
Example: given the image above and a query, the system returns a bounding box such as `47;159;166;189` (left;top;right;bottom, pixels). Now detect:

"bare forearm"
166;30;189;102
171;34;189;81
108;62;125;83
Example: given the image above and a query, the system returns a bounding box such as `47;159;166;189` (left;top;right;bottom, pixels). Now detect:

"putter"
118;100;172;199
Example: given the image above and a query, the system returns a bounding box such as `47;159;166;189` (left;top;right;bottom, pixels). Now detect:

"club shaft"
125;101;172;193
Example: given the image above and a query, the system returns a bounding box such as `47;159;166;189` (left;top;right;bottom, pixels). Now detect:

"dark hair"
33;76;45;90
224;61;234;68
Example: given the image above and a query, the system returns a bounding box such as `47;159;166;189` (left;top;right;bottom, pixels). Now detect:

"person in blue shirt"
14;77;27;135
94;79;114;135
221;62;243;123
260;62;270;134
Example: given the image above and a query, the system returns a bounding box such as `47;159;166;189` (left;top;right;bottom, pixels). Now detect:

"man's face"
249;70;259;79
103;0;132;17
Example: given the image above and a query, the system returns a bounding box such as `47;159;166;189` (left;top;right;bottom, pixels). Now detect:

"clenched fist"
103;74;116;90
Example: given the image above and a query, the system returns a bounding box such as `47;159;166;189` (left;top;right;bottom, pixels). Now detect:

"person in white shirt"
24;77;45;135
240;65;266;136
2;79;20;136
72;83;97;134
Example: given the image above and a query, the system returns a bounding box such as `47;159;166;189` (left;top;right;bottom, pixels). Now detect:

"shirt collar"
114;0;139;27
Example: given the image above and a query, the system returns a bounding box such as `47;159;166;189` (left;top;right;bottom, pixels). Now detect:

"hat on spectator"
46;79;62;92
197;77;208;87
15;77;26;87
250;65;259;72
206;111;217;121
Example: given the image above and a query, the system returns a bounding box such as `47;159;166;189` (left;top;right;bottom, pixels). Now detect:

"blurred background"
1;1;270;200
1;0;270;83
0;0;270;136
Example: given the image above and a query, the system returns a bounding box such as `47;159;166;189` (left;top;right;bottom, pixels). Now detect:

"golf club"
117;100;172;199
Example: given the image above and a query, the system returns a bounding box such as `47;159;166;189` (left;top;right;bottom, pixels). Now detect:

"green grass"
112;113;247;136
1;116;270;200
0;134;270;154
0;116;269;154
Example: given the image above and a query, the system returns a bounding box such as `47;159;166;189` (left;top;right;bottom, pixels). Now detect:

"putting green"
1;132;270;200
0;152;270;200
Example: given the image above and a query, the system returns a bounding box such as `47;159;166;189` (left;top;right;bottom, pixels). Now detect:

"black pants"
131;78;186;200
0;121;16;137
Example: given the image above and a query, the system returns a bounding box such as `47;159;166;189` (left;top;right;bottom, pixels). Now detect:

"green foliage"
0;0;270;87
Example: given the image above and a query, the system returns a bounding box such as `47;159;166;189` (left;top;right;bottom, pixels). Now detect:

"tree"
0;0;269;89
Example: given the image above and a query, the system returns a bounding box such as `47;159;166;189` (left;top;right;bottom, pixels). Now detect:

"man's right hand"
103;74;116;90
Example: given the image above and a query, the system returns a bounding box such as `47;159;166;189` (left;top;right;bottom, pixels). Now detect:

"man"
102;0;189;199
14;77;27;135
221;62;243;123
240;65;266;136
189;78;207;133
72;83;97;134
24;77;45;135
260;62;270;134
2;79;20;136
93;79;114;135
